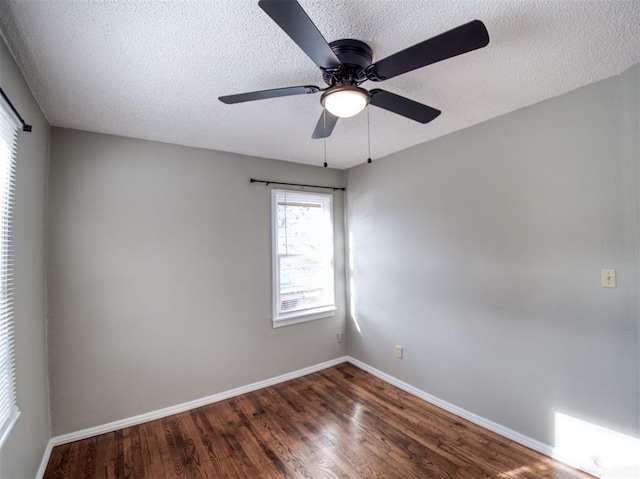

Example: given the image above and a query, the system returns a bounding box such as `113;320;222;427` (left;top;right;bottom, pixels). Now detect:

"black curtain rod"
0;87;32;132
250;178;345;191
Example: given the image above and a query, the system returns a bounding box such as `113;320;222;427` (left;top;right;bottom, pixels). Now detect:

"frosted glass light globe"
321;86;370;118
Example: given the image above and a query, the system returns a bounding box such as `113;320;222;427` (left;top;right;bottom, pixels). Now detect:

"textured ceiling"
1;0;639;169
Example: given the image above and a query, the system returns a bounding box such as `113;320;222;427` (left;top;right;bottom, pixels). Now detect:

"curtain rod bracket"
0;87;32;133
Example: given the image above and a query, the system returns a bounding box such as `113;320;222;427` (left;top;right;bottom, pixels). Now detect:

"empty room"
0;0;638;478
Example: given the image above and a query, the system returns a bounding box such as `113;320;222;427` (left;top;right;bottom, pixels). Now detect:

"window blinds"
0;101;19;446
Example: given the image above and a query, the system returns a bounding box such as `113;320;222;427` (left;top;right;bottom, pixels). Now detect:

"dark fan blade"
312;110;338;139
219;85;320;104
369;89;441;124
367;20;489;81
259;0;341;69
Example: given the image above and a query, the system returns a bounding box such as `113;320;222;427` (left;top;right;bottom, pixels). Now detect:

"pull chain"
323;110;328;168
367;106;372;164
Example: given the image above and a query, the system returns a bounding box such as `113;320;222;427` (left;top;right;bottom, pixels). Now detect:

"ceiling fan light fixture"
321;85;370;118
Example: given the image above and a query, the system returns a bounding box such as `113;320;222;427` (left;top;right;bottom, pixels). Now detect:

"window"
0;101;19;447
272;189;335;327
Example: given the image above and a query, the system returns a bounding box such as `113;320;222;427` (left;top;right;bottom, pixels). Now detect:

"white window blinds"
272;190;335;326
0;101;19;447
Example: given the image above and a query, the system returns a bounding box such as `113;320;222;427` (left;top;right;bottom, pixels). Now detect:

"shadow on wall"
554;412;640;478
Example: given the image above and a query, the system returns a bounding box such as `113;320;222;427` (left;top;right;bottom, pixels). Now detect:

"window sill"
0;409;20;449
273;306;336;328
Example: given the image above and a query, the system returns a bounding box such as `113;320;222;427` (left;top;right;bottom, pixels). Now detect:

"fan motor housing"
323;39;373;85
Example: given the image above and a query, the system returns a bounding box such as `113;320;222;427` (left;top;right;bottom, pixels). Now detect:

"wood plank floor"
44;363;593;479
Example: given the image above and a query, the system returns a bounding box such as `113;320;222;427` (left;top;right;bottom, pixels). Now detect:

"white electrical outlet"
395;345;403;359
601;269;616;288
336;332;343;343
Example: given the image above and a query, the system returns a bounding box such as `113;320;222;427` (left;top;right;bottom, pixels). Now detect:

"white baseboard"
49;356;348;447
40;355;604;479
345;357;552;453
346;356;601;478
35;439;54;479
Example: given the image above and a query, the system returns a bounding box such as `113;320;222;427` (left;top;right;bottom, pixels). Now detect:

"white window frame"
0;98;20;448
272;189;336;328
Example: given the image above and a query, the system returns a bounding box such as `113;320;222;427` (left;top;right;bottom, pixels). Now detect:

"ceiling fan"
219;0;490;139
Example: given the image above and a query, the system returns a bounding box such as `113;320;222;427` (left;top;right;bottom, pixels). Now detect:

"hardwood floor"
44;363;593;479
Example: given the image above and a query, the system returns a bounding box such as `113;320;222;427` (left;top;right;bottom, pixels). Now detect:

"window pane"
273;190;335;322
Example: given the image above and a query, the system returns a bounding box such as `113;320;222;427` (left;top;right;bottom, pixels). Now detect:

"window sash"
272;189;335;325
0;100;19;447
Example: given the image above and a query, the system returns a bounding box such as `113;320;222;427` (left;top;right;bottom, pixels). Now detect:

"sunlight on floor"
554;412;640;478
497;464;534;477
497;460;575;478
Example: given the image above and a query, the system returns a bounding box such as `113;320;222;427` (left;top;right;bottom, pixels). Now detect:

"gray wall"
623;65;640;435
48;129;347;435
0;38;50;478
346;65;639;446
